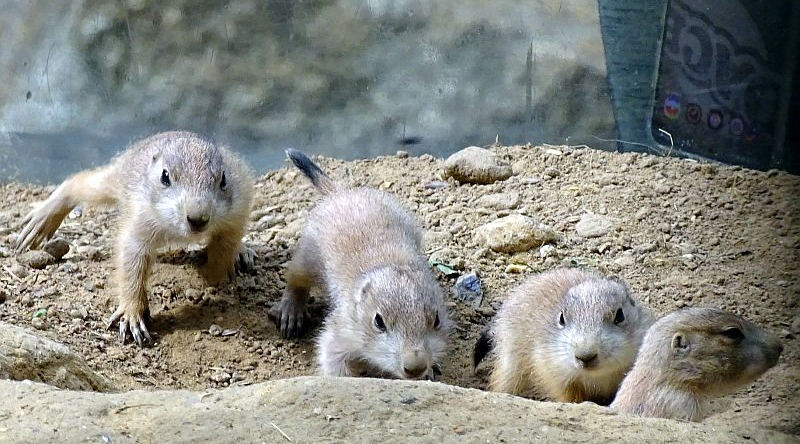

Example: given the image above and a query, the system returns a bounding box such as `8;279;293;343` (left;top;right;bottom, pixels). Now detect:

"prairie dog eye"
433;313;441;330
374;313;387;332
721;327;744;341
613;308;626;325
557;311;566;328
160;169;171;186
220;171;227;190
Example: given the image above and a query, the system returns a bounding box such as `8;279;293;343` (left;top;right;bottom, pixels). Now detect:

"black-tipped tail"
473;329;494;369
285;148;337;195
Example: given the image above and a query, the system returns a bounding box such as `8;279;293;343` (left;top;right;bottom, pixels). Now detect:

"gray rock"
208;324;223;337
0;377;791;444
423;180;450;190
0;322;113;391
543;166;561;178
76;245;103;261
474;215;559;253
42;238;70;261
209;371;232;384
443;146;512;184
253;214;281;231
613;252;636;268
16;250;56;269
654;182;672;194
451;272;482;308
539;244;557;258
790;316;800;335
475;193;520;210
575;213;615;238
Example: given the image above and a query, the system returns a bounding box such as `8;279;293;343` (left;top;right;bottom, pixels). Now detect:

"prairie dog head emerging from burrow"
611;307;784;421
271;148;450;380
475;268;653;403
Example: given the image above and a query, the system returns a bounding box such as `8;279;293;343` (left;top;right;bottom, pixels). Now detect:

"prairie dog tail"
286;148;338;195
473;328;494;369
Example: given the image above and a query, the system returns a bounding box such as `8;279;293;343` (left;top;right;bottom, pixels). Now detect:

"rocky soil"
0;144;798;437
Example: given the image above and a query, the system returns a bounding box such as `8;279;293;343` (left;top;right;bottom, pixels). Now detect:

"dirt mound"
0;144;797;434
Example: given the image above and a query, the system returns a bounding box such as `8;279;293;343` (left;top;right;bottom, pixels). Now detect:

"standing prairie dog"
611;307;783;421
271;149;449;380
16;131;254;345
474;268;653;404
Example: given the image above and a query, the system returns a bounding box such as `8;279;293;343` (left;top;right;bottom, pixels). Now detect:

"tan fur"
486;268;653;404
272;150;449;380
611;307;783;421
16;131;254;345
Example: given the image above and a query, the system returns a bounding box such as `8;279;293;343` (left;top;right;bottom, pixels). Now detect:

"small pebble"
209;371;231;383
543;166;560;178
208;324;223;337
504;264;527;274
58;263;78;273
16;250;56;269
76;246;103;261
42;238;70;261
423;180;450;190
185;288;202;301
31;317;47;330
790;316;800;335
654;183;672;194
451;272;483;308
539;244;557;259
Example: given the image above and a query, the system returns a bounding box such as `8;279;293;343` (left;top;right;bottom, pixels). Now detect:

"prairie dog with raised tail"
271;149;449;380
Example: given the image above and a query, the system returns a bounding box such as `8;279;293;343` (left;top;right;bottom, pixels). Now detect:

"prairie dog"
271;149;449;380
16;131;254;345
611;307;783;421
475;268;653;404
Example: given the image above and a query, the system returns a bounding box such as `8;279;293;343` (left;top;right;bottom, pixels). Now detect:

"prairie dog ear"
671;332;690;352
354;277;373;303
607;275;635;305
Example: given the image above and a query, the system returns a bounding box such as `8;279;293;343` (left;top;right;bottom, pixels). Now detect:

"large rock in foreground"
0;377;793;444
0;322;112;392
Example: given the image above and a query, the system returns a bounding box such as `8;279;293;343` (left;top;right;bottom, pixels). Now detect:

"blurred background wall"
0;0;617;183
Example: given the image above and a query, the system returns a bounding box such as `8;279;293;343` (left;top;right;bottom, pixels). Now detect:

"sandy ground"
0;144;797;434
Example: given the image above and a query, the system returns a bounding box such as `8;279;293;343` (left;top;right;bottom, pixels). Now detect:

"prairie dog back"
272;149;449;380
611;307;784;421
481;268;653;404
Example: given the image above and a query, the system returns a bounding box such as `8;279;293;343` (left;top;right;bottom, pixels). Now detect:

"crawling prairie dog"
16;131;254;345
474;268;653;404
271;149;449;380
611;307;783;421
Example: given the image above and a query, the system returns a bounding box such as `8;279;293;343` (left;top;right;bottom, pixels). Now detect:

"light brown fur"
16;131;254;345
611;307;783;421
271;149;449;380
486;268;653;404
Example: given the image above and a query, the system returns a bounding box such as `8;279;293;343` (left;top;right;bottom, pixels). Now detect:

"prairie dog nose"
575;351;598;368
401;349;428;379
186;213;210;232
